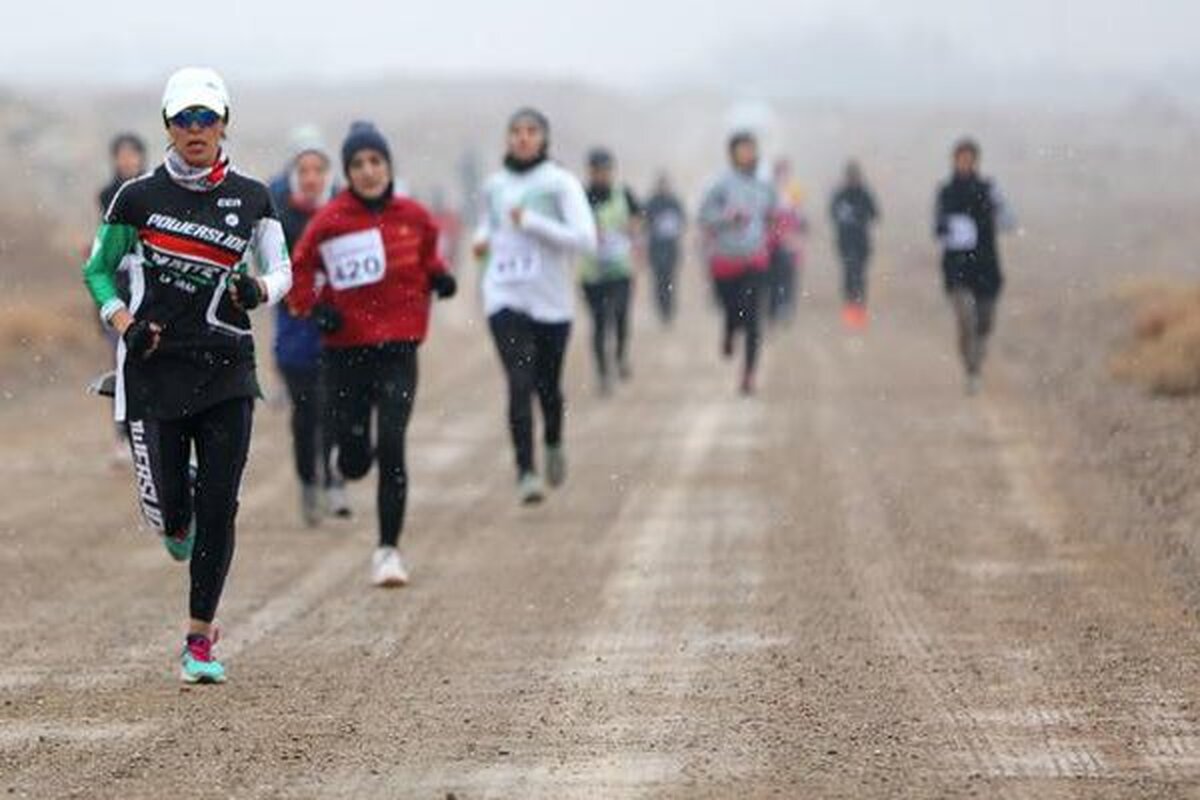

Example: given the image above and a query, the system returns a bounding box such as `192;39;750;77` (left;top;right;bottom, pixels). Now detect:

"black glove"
230;273;263;310
311;303;343;333
430;272;458;299
123;319;161;360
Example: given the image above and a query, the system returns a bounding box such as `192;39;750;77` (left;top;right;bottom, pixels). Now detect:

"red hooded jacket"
288;190;447;348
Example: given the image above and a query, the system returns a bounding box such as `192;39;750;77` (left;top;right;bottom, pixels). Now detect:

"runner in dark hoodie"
934;138;1016;394
643;173;686;325
99;133;148;219
829;160;879;330
96;132;148;465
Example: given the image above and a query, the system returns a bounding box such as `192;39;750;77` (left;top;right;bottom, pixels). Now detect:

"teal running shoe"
180;634;226;684
160;517;195;562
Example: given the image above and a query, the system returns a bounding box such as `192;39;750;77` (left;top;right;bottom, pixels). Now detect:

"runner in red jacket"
289;121;457;587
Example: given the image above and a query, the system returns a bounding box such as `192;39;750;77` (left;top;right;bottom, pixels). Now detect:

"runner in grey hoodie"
698;131;777;395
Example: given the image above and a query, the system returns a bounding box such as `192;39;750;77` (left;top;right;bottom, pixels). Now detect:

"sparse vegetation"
1110;278;1200;396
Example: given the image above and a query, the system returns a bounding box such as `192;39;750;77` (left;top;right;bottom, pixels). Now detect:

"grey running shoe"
301;484;322;527
546;445;567;488
518;472;545;505
325;485;352;519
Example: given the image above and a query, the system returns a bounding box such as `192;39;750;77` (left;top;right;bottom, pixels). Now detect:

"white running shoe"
518;472;545;505
371;547;409;588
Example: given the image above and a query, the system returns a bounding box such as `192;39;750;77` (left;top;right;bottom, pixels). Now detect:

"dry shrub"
1111;282;1200;396
1132;289;1200;340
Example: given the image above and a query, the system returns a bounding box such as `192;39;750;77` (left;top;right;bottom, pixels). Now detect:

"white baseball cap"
161;67;230;121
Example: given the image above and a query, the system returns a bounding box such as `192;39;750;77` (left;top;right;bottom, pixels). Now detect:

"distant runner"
81;67;292;684
474;108;597;504
96;132;147;465
268;125;351;526
428;187;464;270
829;160;879;330
643;173;686;325
290;122;457;587
580;147;642;394
698;130;776;395
98;132;148;217
934;138;1016;394
766;158;808;324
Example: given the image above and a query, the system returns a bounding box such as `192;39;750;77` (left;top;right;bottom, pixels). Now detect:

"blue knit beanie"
341;121;391;176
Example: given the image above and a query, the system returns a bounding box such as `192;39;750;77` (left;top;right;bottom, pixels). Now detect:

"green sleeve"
82;223;136;319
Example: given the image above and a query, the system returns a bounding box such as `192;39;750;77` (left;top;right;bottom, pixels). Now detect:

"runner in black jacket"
643;173;686;324
96;133;147;463
934;138;1016;394
81;67;291;684
98;133;148;222
829;160;878;328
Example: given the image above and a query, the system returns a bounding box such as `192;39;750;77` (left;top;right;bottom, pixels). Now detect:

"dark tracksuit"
643;192;685;322
934;172;1010;376
829;184;878;305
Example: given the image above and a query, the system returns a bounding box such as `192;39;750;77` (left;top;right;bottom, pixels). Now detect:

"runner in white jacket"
473;108;597;504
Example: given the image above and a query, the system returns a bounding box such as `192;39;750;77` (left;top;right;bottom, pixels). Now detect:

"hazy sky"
4;0;1195;89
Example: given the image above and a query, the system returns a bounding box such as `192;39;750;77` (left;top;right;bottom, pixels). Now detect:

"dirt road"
3;254;1200;799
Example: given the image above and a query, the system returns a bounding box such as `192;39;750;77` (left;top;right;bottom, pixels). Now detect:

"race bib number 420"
320;228;387;291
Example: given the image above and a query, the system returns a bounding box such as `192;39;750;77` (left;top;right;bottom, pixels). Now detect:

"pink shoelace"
186;636;213;663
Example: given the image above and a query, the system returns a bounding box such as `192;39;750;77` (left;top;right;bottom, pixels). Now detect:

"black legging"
582;277;631;381
649;241;679;323
280;363;336;488
126;397;253;623
766;246;798;322
949;287;998;376
324;342;418;548
715;271;764;375
488;309;571;476
840;250;870;305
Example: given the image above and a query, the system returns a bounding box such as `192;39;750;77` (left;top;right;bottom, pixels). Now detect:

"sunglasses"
169;107;222;129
